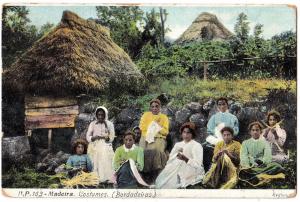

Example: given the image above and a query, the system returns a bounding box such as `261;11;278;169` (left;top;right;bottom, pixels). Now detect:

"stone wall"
3;89;296;173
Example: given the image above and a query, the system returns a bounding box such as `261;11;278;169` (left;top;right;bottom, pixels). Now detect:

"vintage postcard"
1;0;298;199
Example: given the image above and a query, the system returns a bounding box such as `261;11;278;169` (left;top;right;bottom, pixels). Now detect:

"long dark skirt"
238;162;285;187
117;161;138;189
203;143;215;172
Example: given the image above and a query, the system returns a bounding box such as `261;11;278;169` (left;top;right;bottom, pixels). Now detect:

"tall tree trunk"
160;7;166;45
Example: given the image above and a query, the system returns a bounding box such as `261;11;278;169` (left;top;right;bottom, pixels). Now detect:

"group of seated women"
66;97;288;189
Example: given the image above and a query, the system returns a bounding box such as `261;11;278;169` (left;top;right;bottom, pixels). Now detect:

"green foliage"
281;150;297;188
2;6;56;69
142;9;163;47
234;12;250;43
267;150;296;189
159;7;168;45
3;7;296;80
86;91;159;117
38;22;55;38
125;93;160;112
136;41;231;79
96;6;144;58
270;31;297;78
226;13;296;79
230;13;251;60
253;23;263;39
2;167;63;188
95;6;169;58
136;11;295;80
2;6;36;68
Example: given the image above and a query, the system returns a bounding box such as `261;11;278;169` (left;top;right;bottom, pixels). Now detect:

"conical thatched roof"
175;12;232;45
3;10;144;96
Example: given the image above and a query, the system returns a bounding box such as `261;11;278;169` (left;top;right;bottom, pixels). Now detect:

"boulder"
236;107;265;142
114;123;127;136
2;136;31;162
36;163;48;172
35;148;51;163
207;105;218;120
168;131;181;149
203;99;216;118
237;107;265;123
79;101;99;114
195;127;208;143
36;151;71;174
202;99;215;112
189;113;207;128
116;107;142;124
130;119;141;130
175;107;192;125
74;113;94;140
168;117;177;132
161;106;176;117
157;93;171;106
185;102;202;113
2;136;33;171
229;101;242;115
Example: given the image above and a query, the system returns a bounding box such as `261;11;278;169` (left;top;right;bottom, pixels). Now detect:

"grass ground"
120;77;296;112
91;77;296;115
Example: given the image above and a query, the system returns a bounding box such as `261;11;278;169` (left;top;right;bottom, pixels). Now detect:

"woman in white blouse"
86;106;115;182
155;122;205;189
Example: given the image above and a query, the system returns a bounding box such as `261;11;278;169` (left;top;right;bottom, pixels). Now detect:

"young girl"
155;122;205;189
113;131;147;188
66;139;93;174
262;110;288;163
203;127;241;189
86;106;115;182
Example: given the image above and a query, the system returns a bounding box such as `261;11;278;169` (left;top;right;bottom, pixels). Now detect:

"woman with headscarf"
86;106;115;182
155;122;205;189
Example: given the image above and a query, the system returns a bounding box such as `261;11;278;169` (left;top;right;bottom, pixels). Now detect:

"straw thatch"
175;12;232;45
3;10;144;96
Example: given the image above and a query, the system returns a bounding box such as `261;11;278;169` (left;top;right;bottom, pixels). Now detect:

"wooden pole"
203;62;208;80
48;129;52;150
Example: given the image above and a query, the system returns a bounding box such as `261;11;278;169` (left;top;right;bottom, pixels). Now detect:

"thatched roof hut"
3;10;144;96
175;12;232;45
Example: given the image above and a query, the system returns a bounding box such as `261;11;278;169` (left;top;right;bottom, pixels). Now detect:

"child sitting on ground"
66;139;93;175
113;131;148;188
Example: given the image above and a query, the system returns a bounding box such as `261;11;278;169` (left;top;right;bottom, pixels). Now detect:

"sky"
26;5;296;40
